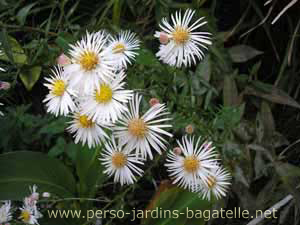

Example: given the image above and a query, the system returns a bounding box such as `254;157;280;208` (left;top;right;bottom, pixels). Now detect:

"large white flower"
165;136;218;191
64;31;116;94
196;165;231;201
154;9;212;67
81;70;133;123
0;201;12;224
43;66;77;116
100;137;144;186
67;109;109;148
108;30;140;69
114;94;173;160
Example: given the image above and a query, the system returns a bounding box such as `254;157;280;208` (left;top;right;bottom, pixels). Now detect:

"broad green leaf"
228;45;263;63
144;182;212;225
76;146;106;199
16;2;37;25
0;151;76;200
20;66;42;90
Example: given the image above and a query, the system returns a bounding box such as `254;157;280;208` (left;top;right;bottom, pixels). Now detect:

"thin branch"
246;194;293;225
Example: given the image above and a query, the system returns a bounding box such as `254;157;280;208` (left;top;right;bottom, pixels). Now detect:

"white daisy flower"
108;30;140;69
67;109;109;148
100;137;144;186
165;136;218;191
114;94;173;160
43;66;77;117
196;165;231;201
81;70;133;123
154;9;212;67
0;201;12;224
19;205;41;225
64;31;116;94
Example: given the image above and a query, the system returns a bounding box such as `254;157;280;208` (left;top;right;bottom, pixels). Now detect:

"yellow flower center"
79;51;99;71
52;80;65;96
183;156;200;173
95;84;113;103
173;27;189;44
128;118;148;138
206;176;216;189
112;152;127;168
20;210;31;223
78;115;94;128
113;43;126;53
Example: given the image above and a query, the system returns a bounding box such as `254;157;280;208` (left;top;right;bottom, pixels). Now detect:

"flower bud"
42;192;51;198
185;124;194;134
57;53;71;66
159;32;169;44
149;98;160;107
173;147;182;155
0;81;11;90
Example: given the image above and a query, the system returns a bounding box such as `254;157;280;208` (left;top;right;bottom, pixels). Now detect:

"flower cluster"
0;185;46;225
43;29;173;186
165;136;231;200
42;9;230;201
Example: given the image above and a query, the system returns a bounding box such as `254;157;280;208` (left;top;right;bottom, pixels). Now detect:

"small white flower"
42;192;51;198
67;109;109;148
64;31;116;94
165;136;218;191
100;137;144;186
43;66;77;116
81;70;133;123
196;165;231;201
154;9;212;67
114;94;173;159
108;30;140;69
19;205;41;225
0;201;12;224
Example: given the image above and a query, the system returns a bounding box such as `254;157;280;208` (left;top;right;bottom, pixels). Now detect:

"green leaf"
136;48;160;66
223;75;239;107
76;147;105;199
245;85;300;109
0;151;76;200
48;137;66;158
144;183;212;225
16;2;37;25
20;66;42;90
228;45;263;63
275;162;300;209
0;29;14;63
0;35;28;64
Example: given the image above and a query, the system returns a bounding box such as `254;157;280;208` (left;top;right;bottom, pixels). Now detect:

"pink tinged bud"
42;192;51;198
0;81;10;90
31;192;39;201
159;32;169;44
173;147;182;155
57;53;71;66
149;98;160;107
185;124;194;134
